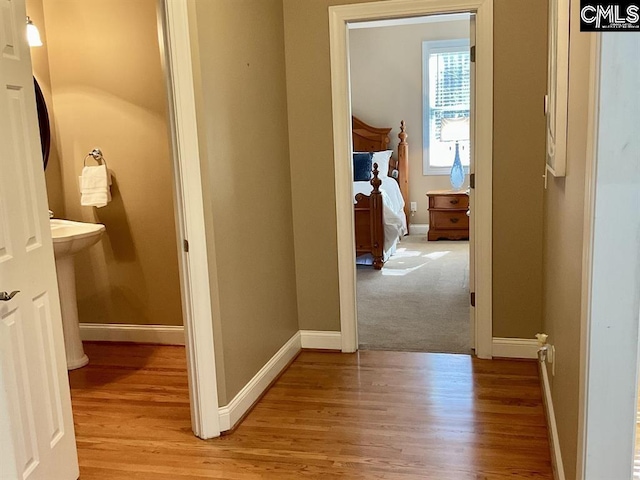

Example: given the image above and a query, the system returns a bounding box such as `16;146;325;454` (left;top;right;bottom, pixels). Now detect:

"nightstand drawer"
430;210;469;230
430;194;469;210
426;190;470;241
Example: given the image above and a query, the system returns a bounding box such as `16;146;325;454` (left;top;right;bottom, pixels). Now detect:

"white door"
0;0;79;478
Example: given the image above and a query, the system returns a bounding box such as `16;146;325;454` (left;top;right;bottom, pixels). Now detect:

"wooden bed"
352;116;409;269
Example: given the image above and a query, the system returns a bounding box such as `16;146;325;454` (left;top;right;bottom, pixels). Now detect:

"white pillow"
355;150;393;178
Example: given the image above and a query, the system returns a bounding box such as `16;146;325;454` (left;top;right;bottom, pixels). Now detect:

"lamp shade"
26;17;43;47
440;117;469;142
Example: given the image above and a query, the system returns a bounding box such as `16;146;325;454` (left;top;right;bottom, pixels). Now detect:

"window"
422;39;471;175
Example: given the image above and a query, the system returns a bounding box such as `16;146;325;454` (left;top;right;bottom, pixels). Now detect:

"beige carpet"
356;235;471;354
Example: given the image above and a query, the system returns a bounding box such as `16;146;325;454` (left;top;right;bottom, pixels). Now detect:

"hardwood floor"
69;343;553;479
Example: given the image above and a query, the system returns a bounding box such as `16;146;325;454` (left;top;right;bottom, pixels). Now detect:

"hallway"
69;343;553;479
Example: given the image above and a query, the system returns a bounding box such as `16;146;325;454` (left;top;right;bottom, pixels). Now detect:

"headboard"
352;116;391;154
352;116;409;226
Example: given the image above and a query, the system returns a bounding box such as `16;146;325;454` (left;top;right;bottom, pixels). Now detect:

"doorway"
23;0;219;441
30;0;182;351
348;14;473;353
328;0;493;358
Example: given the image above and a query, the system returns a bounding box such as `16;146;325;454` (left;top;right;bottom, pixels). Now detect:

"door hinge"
544;94;549;115
470;292;476;307
470;173;475;189
183;239;189;253
470;45;476;63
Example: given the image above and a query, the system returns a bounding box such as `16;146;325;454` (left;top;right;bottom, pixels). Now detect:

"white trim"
329;0;493;357
422;38;471;176
159;0;221;439
423;165;470;176
539;358;566;480
577;32;640;479
78;326;343;351
576;34;600;480
350;12;471;30
544;0;570;178
218;332;301;432
491;338;538;359
79;323;185;345
300;330;342;350
408;223;429;235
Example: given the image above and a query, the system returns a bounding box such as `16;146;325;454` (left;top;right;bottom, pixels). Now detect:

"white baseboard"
79;325;341;351
79;323;185;345
492;337;539;359
300;330;342;350
218;331;301;431
408;223;428;235
539;360;566;480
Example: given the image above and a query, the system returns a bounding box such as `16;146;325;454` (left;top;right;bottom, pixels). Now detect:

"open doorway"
23;0;219;448
348;14;473;354
26;0;190;443
329;0;493;358
1;0;219;474
28;0;183;355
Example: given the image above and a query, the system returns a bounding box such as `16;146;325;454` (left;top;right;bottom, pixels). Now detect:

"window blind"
430;51;470;141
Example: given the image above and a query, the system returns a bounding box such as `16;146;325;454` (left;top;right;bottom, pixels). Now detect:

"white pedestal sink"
50;219;105;370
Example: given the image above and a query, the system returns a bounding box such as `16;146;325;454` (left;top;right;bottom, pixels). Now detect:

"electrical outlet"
547;345;554;363
410;202;417;212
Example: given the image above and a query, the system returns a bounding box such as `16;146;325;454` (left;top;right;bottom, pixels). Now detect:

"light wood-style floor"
69;343;553;479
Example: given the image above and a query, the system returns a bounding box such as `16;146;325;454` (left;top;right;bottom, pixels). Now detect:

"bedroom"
348;14;472;354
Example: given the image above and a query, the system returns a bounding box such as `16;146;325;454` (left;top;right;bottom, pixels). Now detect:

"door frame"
156;0;221;439
22;0;222;442
576;32;640;478
328;0;493;358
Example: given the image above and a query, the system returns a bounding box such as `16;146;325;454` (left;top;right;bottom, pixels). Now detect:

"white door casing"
577;32;640;479
158;0;221;439
0;0;79;478
329;0;493;357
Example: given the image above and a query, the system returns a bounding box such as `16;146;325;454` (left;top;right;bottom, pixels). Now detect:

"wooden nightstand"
427;190;469;241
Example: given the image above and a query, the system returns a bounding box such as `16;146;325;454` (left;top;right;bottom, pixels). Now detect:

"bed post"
397;121;409;232
370;163;384;269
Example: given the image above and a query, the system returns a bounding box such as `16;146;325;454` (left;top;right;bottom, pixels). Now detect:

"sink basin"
50;218;105;370
50;219;105;259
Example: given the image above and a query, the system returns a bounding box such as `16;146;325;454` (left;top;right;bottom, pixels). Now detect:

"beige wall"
191;0;300;404
284;0;548;337
542;3;592;479
35;0;183;327
349;20;470;225
492;0;547;338
26;0;64;217
283;0;370;333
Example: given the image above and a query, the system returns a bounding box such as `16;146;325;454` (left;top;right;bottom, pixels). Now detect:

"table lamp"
440;117;469;190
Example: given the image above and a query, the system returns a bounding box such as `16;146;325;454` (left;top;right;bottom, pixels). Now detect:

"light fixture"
26;16;43;47
440;117;469;190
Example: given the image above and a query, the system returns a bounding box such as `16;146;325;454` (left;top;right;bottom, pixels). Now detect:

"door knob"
0;291;19;301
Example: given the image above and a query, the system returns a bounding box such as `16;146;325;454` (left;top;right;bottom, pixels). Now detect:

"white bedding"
353;175;407;259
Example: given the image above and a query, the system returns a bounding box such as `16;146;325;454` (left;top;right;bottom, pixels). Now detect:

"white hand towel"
79;165;111;208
